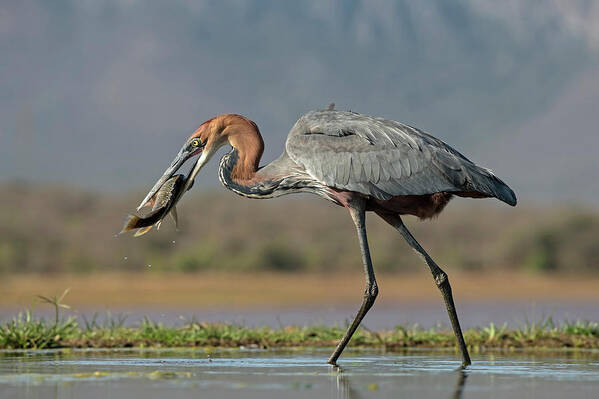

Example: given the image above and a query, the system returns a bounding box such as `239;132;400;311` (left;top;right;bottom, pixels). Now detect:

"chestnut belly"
326;188;456;219
369;192;454;219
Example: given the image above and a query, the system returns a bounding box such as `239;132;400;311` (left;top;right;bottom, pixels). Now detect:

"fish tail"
120;214;142;234
133;226;153;237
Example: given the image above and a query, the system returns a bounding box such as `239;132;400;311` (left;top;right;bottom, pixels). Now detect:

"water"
3;300;596;330
1;348;597;398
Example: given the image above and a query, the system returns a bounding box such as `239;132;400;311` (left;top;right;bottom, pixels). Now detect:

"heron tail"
466;166;517;206
491;177;517;206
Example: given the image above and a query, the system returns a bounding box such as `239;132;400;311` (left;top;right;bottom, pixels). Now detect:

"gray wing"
286;110;516;205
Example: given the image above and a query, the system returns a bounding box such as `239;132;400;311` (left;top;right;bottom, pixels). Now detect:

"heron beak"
182;150;211;193
136;146;195;211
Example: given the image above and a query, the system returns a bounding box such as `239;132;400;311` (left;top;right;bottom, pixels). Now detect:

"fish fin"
143;197;156;209
120;214;142;234
151;198;163;212
170;206;179;230
134;226;153;237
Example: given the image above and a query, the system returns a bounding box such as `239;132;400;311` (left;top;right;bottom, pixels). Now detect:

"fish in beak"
121;174;191;236
136;135;214;210
122;134;214;237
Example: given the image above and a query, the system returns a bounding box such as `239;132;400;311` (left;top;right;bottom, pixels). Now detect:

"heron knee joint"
364;283;379;301
434;272;448;288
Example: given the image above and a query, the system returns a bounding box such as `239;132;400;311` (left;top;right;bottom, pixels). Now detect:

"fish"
120;174;190;237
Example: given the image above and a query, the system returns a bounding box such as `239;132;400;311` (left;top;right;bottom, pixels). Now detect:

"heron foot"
460;358;472;369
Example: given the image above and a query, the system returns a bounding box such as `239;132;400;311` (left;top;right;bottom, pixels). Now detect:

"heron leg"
376;211;471;367
328;199;378;365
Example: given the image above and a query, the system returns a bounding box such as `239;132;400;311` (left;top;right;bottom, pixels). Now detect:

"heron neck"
218;148;280;198
225;121;264;181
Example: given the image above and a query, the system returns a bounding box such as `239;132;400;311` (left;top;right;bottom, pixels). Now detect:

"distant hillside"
2;1;598;202
1;182;598;274
480;65;599;202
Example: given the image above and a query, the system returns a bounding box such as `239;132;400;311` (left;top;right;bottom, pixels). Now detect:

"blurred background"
1;1;598;328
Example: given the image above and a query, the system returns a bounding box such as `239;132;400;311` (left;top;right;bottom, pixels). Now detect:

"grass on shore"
1;311;598;351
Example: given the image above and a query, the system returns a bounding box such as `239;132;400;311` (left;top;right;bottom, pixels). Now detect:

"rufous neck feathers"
194;114;264;182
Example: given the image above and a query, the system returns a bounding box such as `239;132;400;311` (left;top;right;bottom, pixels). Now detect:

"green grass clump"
0;311;78;349
0;288;597;351
1;312;599;350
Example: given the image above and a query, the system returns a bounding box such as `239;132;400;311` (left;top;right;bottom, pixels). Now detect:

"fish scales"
120;174;187;237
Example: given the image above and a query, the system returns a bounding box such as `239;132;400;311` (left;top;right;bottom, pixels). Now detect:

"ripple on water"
1;349;598;398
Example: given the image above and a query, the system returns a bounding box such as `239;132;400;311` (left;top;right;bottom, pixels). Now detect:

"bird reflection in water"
451;370;468;399
330;366;469;399
331;366;362;399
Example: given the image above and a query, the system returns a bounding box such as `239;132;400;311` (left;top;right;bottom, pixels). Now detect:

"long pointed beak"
136;148;189;211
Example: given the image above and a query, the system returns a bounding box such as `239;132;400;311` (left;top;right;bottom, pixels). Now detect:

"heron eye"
191;139;200;147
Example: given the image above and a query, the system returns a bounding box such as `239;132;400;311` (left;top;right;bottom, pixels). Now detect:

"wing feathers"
286;110;516;203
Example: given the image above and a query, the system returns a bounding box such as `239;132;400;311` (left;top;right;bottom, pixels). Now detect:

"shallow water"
4;299;597;330
1;349;598;398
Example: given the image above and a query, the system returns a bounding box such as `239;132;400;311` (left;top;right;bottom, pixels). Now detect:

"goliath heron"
136;108;517;367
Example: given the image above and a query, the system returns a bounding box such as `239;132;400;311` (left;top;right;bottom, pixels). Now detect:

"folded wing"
286;110;516;205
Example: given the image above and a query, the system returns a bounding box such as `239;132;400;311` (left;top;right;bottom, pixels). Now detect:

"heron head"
136;114;258;210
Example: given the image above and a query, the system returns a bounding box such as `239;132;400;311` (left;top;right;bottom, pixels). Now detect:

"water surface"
1;348;597;398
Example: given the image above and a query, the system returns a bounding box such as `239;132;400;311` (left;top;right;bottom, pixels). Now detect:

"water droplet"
172;240;176;244
148;264;152;268
124;256;128;260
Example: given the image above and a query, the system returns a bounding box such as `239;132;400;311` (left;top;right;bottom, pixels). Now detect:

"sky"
1;0;598;202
